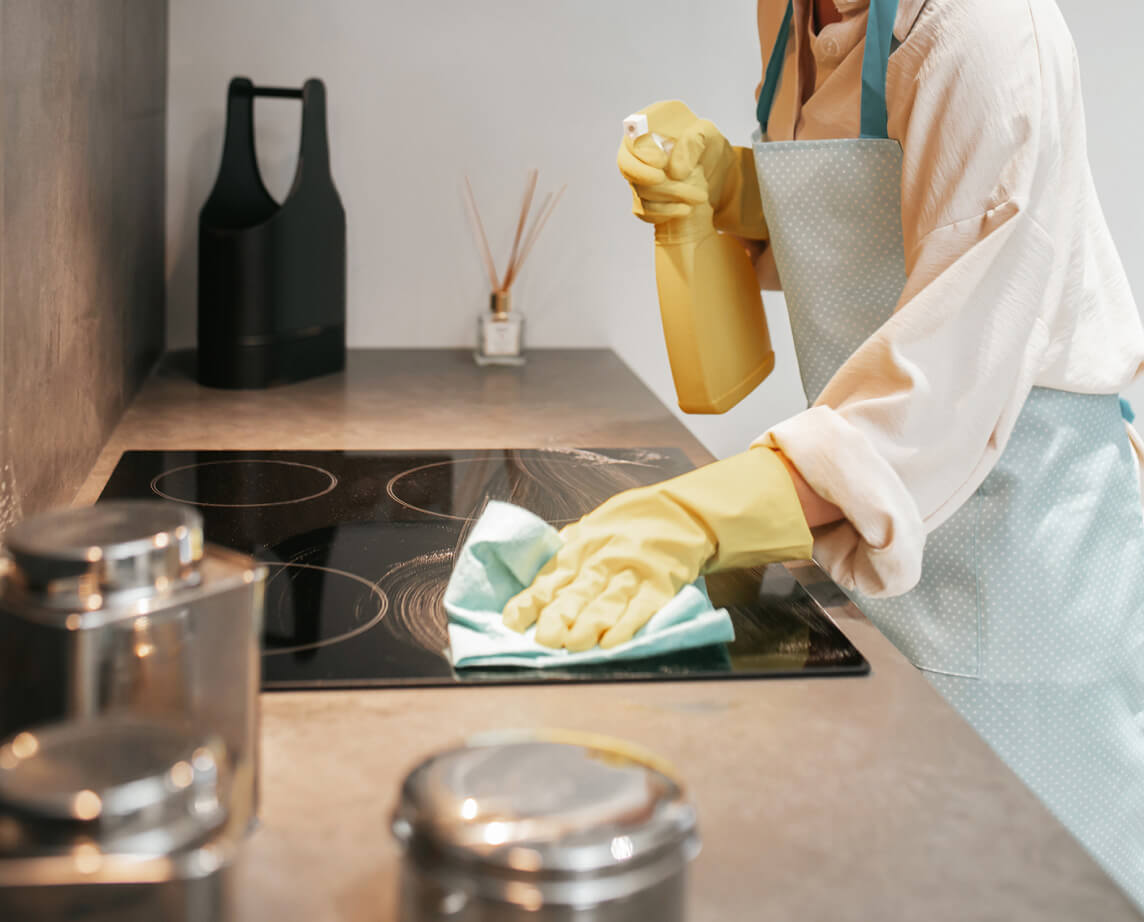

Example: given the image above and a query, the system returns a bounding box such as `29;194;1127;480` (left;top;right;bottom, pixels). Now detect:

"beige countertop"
75;349;1141;921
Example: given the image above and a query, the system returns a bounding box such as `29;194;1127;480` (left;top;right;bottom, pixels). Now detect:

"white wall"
168;0;1144;459
166;0;760;356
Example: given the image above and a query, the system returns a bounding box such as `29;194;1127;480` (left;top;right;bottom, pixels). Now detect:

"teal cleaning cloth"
444;501;735;668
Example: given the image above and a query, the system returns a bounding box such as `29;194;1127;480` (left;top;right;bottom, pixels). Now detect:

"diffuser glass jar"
474;292;525;366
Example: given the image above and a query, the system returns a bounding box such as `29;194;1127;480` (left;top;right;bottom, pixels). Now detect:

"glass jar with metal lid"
0;715;244;921
391;730;701;921
0;501;265;832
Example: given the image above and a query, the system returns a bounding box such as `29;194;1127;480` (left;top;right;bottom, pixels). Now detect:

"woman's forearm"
776;450;844;529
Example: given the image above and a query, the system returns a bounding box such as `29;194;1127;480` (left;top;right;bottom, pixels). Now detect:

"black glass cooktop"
98;449;868;689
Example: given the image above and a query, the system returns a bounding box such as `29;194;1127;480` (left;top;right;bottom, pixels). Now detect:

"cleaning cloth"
444;501;735;668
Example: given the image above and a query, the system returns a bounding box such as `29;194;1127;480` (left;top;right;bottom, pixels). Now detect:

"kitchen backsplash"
0;0;168;529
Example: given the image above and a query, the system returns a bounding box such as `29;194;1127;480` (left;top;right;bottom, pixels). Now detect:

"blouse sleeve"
756;1;1069;596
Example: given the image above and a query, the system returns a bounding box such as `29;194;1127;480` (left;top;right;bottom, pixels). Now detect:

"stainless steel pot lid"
1;501;204;608
0;716;227;856
392;730;699;887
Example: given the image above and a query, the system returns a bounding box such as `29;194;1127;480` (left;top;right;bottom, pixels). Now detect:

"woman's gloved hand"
501;447;812;651
617;99;768;239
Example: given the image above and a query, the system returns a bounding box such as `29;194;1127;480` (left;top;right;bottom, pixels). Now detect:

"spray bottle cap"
622;113;674;156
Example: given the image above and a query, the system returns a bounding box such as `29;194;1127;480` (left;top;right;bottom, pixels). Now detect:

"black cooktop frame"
98;449;870;688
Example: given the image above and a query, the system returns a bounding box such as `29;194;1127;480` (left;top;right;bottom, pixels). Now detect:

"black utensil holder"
197;77;346;389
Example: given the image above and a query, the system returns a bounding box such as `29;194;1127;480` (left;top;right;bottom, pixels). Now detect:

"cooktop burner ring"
150;459;338;508
386;455;634;525
376;547;454;655
261;562;389;656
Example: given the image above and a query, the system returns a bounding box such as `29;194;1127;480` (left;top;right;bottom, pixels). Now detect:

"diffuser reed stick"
463;176;500;292
501;169;538;290
507;184;567;290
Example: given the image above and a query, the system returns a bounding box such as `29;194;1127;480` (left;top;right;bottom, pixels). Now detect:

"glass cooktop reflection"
98;449;868;689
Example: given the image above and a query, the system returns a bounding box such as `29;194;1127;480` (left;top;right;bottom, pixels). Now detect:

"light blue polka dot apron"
753;0;1144;905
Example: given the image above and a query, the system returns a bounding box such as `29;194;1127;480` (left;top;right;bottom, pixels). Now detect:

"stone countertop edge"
70;348;1142;921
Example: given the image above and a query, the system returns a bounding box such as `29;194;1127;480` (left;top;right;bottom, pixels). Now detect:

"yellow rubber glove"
502;447;812;651
617;100;768;240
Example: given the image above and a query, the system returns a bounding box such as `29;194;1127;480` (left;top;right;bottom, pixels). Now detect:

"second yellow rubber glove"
501;448;813;651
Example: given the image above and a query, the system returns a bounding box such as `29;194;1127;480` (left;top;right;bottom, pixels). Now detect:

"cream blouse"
750;0;1144;596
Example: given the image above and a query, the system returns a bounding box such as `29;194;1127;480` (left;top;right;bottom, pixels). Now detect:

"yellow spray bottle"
624;110;774;414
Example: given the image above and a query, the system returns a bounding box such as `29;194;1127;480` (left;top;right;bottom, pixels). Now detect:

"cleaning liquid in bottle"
625;115;774;414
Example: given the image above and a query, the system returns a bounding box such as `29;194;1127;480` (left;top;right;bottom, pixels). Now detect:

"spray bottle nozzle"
623;113;675;157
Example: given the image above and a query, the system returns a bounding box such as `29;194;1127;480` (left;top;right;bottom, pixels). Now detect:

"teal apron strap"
861;0;900;139
755;0;901;140
755;0;794;135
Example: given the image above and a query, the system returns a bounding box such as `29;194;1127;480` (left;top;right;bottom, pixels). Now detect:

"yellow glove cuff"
651;447;812;573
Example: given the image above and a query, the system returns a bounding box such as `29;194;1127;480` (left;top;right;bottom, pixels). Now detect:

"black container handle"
235;84;304;99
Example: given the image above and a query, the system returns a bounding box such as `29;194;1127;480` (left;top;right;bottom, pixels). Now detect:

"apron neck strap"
754;1;794;136
755;0;901;140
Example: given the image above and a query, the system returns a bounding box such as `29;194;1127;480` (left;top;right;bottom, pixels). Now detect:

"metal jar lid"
0;716;227;858
1;501;204;609
391;730;700;908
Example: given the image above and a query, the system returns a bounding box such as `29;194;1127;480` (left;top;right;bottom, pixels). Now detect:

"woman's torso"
753;0;1144;401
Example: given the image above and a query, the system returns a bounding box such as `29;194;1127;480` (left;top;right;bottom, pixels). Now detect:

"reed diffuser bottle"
476;290;525;366
464;170;564;367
